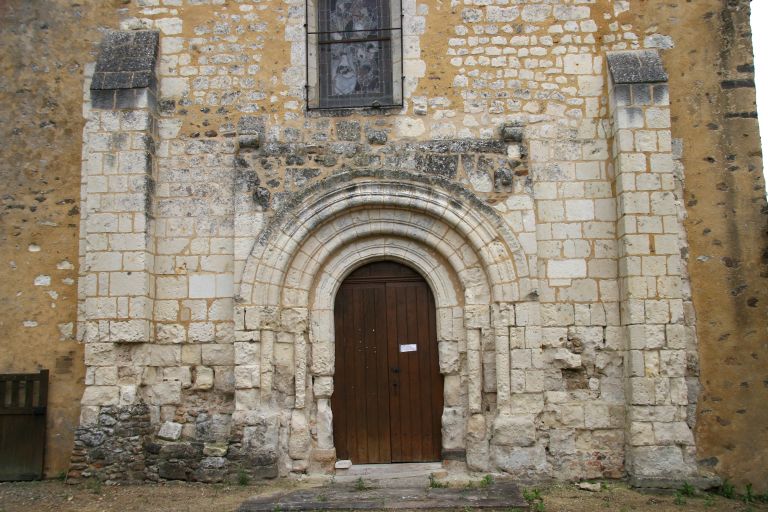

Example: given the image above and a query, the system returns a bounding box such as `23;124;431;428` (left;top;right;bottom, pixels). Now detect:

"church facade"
1;0;764;489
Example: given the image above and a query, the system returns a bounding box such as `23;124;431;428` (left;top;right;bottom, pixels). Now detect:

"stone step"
238;479;528;511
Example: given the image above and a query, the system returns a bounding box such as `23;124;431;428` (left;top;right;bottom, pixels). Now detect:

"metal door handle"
391;367;400;373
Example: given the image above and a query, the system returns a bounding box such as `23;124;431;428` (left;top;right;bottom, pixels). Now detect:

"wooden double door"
332;261;443;463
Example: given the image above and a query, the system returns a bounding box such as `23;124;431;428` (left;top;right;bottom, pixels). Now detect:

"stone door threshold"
335;462;444;482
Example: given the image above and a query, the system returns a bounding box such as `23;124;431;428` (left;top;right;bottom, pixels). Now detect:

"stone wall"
66;0;708;486
0;0;764;490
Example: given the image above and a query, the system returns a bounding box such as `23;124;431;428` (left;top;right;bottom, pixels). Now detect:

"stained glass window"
307;0;402;109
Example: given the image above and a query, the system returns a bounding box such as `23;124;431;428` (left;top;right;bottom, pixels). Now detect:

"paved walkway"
238;465;527;511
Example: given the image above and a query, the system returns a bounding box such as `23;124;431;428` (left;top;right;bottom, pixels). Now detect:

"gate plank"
10;380;19;408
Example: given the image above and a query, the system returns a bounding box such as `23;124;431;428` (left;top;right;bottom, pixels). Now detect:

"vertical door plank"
407;284;422;461
351;286;366;463
332;287;348;460
362;285;383;461
24;380;34;409
373;285;392;462
386;283;402;462
38;370;49;410
396;284;413;461
416;284;434;461
427;291;443;460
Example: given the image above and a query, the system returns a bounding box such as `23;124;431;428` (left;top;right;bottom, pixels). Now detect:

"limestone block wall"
67;0;728;487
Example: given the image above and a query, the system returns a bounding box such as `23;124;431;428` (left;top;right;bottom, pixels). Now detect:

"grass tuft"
428;473;448;489
480;474;494;488
719;479;736;499
354;477;370;491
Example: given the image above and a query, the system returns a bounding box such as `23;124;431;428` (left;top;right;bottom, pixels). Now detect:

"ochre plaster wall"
0;1;120;476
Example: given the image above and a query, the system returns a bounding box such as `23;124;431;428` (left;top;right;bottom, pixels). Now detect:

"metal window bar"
306;0;403;110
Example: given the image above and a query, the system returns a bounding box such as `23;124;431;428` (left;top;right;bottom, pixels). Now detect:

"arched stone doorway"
235;171;532;475
332;261;443;464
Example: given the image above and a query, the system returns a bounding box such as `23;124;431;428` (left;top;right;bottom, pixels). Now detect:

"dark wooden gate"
332;261;442;464
0;370;49;481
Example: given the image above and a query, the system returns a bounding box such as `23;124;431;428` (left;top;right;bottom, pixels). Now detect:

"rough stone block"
313;399;333;449
335;121;360;141
501;123;523;142
491;444;548;476
242;412;280;464
313;376;333;398
234;365;260;389
311;342;334;375
288;410;311;460
629;445;696;478
653;421;694;446
629;377;656;405
82;385;119;406
146;381;182;405
465;305;490;329
193;366;214;390
203;443;228;457
550;348;582;369
92;30;160;92
85;343;117;366
202;344;234;366
158;421;183;441
491;413;535;447
134;345;181;367
438;341;459;374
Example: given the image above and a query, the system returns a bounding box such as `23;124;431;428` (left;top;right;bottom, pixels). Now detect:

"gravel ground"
538;481;768;512
0;478;765;512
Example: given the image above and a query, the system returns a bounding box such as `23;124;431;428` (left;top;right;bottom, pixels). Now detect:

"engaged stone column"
607;50;698;486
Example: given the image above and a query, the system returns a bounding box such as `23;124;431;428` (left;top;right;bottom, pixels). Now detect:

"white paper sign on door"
399;344;417;353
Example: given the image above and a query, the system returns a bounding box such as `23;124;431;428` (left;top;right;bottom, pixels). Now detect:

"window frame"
305;0;404;111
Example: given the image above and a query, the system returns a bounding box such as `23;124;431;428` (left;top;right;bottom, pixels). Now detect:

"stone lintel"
607;50;668;84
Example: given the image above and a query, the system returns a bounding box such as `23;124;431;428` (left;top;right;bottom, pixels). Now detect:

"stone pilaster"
80;31;159;347
607;50;698;485
78;30;159;425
